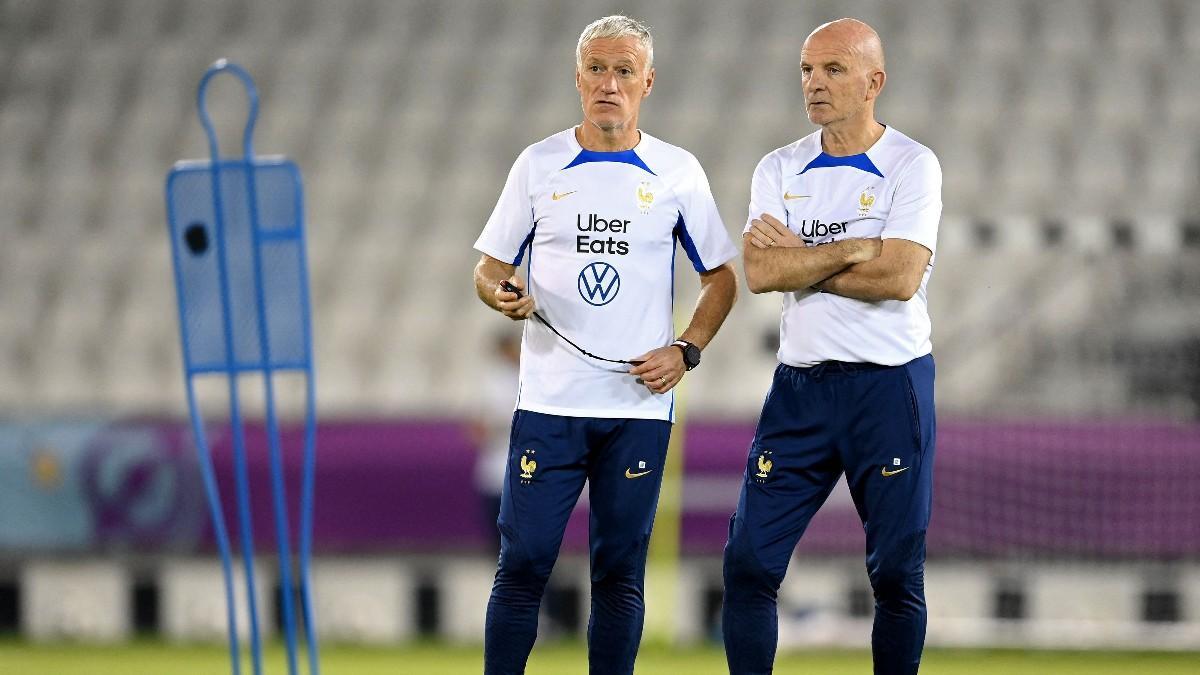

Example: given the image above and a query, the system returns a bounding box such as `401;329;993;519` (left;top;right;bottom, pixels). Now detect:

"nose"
804;70;825;95
601;72;619;93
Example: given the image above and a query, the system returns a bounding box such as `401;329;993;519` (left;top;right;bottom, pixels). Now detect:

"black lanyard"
501;281;642;366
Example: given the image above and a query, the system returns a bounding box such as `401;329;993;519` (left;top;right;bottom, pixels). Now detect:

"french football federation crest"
636;181;654;214
754;449;775;482
519;449;537;483
755;455;773;478
858;188;876;216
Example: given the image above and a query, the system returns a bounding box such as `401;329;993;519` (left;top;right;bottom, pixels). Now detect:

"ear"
866;69;885;101
576;66;583;94
643;66;655;98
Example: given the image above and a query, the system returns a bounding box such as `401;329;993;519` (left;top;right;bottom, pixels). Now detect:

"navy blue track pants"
723;355;936;675
484;410;672;675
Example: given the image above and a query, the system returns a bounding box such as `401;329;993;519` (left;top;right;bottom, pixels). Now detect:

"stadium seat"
0;0;1193;420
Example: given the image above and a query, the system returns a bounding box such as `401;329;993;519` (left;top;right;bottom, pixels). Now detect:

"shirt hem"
880;232;936;255
474;243;519;265
777;347;933;368
517;400;674;422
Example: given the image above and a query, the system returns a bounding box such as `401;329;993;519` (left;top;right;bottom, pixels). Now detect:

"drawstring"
807;361;860;381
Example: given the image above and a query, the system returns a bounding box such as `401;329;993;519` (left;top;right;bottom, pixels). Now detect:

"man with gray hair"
472;14;738;674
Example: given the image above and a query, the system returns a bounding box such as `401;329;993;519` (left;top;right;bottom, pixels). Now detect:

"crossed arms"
742;213;930;302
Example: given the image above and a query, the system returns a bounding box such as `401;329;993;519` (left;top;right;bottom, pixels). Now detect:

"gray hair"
576;15;654;70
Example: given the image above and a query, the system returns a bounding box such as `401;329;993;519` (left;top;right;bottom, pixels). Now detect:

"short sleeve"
674;156;738;273
474;147;536;265
882;151;941;255
744;152;785;234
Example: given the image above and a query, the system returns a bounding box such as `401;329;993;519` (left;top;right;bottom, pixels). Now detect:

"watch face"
674;341;700;369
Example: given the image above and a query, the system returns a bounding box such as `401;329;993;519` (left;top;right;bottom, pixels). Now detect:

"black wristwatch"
672;340;701;371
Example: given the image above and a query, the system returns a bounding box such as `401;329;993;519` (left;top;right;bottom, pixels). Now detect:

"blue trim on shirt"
673;212;707;273
512;224;536;267
798;152;884;178
563;148;657;175
670;231;677;309
669;242;676;423
525;219;536;287
525;214;540;408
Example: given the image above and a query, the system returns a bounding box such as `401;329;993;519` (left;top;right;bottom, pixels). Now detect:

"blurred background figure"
470;330;521;555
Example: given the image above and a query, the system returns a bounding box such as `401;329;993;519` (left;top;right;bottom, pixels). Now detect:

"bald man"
722;19;941;675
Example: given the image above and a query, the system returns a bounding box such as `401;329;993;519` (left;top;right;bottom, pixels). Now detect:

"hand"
494;276;535;320
747;213;803;249
813;238;884;291
629;345;686;395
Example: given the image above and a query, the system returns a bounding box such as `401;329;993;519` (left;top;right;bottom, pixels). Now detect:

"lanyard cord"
529;310;641;366
501;281;641;366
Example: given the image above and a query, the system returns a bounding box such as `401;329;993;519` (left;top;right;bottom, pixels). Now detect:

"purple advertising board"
3;418;1198;558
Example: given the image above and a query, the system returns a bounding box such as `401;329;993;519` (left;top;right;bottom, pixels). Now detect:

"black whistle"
500;280;523;298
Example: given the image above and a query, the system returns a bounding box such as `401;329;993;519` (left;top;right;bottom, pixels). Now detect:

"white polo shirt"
747;126;942;367
476;128;738;421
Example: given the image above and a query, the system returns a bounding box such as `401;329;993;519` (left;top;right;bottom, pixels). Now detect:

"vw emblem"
578;261;621;306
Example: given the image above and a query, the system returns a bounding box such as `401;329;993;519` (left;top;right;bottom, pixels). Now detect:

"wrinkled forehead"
579;36;650;66
800;30;860;65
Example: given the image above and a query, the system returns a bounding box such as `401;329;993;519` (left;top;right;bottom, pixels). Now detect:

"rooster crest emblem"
636;181;654;214
755;455;774;479
858;188;876;216
519;453;537;480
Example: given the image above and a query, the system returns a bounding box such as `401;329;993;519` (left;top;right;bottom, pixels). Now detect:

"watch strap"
671;340;700;370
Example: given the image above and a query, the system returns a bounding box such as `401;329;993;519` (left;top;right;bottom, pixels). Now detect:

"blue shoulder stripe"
563;148;656;175
798;152;884;178
512;224;536;267
674;213;707;273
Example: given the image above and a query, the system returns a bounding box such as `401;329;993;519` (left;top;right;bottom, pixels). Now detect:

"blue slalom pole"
294;134;321;675
185;381;244;675
168;208;244;674
197;62;264;675
227;62;302;674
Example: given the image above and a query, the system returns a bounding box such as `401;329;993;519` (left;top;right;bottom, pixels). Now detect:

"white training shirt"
746;126;942;367
475;128;738;421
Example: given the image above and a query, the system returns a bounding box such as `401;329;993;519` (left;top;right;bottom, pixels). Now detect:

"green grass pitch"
2;640;1198;674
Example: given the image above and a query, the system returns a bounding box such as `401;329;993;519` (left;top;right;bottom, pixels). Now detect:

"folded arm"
742;213;880;294
814;238;931;302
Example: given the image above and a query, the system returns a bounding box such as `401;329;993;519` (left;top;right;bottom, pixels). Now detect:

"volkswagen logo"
578;261;621;306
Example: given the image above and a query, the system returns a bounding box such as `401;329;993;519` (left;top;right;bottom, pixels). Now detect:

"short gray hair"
576;15;654;70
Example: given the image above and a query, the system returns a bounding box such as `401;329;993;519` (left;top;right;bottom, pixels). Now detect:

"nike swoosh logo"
625;468;653;479
784;192;811;200
881;466;909;477
552;190;576;201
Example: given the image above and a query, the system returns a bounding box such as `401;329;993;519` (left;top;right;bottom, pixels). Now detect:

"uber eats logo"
798;219;849;243
576;213;631;255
